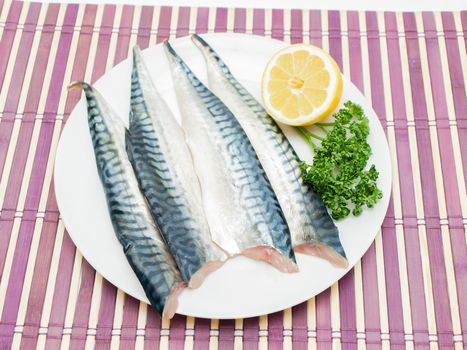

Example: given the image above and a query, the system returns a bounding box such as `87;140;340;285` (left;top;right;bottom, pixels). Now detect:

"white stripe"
245;8;253;34
283;9;291;44
207;6;216;33
226;7;234;32
302;9;309;44
188;6;196;35
149;6;161;44
36;222;65;350
135;301;147;349
321;10;329;51
104;4;123;73
264;8;272;39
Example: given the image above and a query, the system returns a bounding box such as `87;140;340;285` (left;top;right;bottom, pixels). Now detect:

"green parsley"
297;101;383;220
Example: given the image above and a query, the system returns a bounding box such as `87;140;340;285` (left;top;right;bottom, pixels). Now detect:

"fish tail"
161;282;187;320
188;260;226;289
242;246;299;273
294;242;348;269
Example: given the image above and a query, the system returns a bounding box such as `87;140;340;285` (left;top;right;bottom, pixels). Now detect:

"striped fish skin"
126;47;227;288
75;82;185;319
163;41;297;273
192;35;347;268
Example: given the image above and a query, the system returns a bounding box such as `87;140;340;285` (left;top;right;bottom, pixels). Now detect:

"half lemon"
261;44;343;126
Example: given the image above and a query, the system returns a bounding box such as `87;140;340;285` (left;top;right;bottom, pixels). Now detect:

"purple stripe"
233;8;246;33
291;302;307;350
195;7;209;34
215;7;228;32
176;7;190;38
91;5;116;83
328;10;342;66
366;12;405;348
462;11;467;47
69;261;96;349
156;6;171;43
385;13;431;348
290;9;303;43
423;13;467;341
112;5;134;66
308;10;321;47
242;316;259;350
94;280;117;350
0;0;4;20
271;9;284;40
193;317;209;350
268;311;284;350
360;244;382;349
442;12;467;180
119;296;139;350
252;8;264;36
136;6;153;49
143;309;161;349
168;314;186;349
218;319;235;350
45;233;76;350
347;12;363;91
316;290;331;350
0;1;23;92
63;5;99;120
404;13;456;348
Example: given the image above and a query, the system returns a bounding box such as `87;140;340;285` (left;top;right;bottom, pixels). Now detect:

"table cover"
0;1;465;349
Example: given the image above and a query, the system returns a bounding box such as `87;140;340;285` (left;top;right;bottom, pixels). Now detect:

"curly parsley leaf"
297;101;383;220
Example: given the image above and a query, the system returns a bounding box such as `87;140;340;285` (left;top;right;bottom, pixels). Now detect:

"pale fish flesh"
73;81;185;319
163;41;298;273
125;47;227;288
191;34;347;268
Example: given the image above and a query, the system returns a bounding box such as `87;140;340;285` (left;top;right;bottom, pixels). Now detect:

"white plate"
54;33;391;319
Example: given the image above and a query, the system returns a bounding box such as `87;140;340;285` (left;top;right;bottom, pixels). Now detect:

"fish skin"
191;35;347;268
125;47;227;288
163;41;297;273
75;81;185;318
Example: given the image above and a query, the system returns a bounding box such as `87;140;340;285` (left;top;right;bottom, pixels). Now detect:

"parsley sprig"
297;101;383;220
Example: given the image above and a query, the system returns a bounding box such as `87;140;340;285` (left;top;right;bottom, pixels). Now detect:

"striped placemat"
0;1;465;349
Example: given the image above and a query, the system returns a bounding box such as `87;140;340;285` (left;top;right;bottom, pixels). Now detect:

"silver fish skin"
125;47;227;288
74;81;185;319
163;41;297;273
191;34;347;268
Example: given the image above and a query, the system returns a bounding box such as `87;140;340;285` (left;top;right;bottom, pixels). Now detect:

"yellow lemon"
261;44;343;126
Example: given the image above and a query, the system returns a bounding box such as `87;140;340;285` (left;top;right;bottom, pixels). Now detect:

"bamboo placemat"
0;1;465;349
